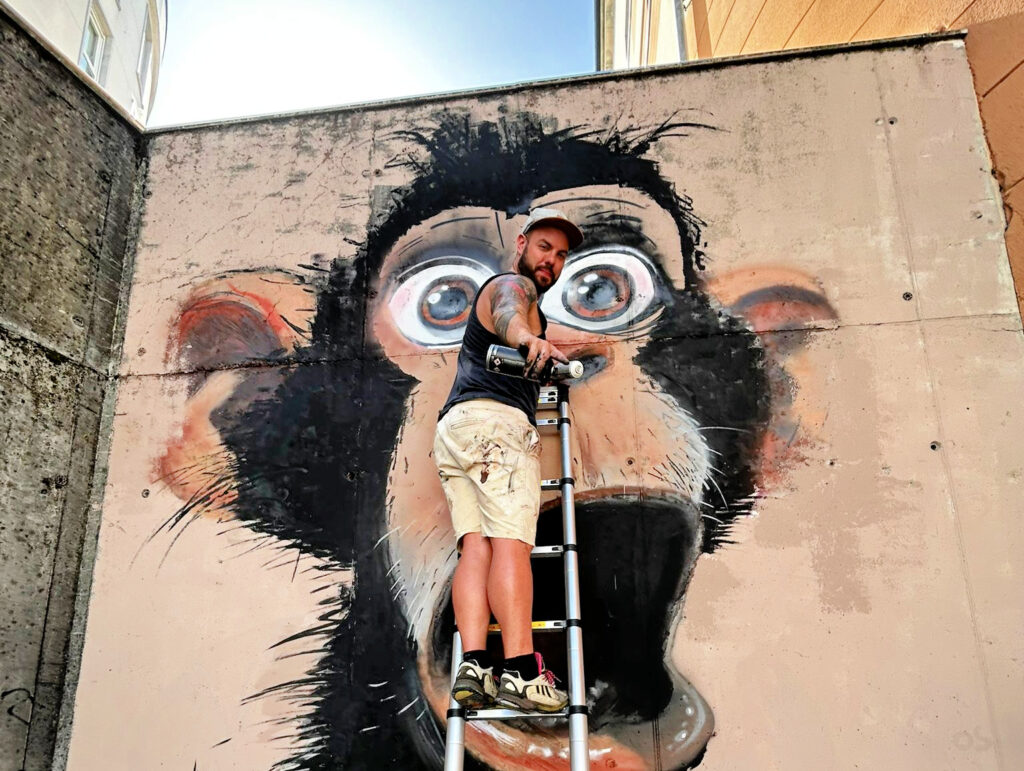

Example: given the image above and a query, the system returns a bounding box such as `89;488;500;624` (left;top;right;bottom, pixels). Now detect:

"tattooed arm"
489;274;537;346
484;274;568;378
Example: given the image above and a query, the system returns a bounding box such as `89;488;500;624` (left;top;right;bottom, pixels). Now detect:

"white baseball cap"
521;207;584;250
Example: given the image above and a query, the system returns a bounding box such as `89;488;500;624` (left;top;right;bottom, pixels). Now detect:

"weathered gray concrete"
0;332;101;771
0;7;141;771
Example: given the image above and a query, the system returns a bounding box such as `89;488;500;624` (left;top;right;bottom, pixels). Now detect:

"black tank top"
439;273;547;426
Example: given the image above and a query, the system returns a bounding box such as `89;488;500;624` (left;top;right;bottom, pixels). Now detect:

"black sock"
504;653;539;679
462;649;493;669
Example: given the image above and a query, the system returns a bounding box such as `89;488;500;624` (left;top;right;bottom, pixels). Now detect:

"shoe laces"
535;652;560;686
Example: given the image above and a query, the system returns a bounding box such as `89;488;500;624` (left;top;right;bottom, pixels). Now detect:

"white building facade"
3;0;166;122
597;0;690;70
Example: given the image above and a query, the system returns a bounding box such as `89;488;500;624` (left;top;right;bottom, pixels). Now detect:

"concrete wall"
679;0;1024;322
0;7;141;771
60;35;1023;771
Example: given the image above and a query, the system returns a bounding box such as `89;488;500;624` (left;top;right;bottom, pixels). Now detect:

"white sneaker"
451;659;497;708
496;653;568;713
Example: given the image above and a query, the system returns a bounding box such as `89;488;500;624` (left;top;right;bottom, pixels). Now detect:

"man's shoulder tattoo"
489;274;536;339
491;274;537;303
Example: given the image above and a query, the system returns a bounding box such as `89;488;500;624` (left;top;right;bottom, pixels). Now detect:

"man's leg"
487;537;534;657
490;537;569;713
452;532;492;651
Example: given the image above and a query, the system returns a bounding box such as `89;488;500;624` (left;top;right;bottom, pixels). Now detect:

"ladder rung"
536;418;559;427
487;620;565;633
466;707;568;721
530;545;564;558
536;387;559;409
541;478;562;491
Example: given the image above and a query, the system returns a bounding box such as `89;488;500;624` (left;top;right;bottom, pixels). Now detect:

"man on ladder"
433;208;583;714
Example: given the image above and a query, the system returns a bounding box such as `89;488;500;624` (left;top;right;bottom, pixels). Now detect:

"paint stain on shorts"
475;438;504;484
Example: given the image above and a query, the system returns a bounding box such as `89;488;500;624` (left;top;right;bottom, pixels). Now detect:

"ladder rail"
443;631;466;771
443;383;589;770
557;385;589;771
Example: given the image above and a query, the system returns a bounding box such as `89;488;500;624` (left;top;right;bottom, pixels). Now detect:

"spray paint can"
485;344;584;381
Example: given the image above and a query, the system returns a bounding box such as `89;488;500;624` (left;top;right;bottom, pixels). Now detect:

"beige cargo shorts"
433;398;542;546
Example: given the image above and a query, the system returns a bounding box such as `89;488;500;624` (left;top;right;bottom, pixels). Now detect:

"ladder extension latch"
541;477;575;491
530;545;564;558
536;386;559;409
466;707;569;721
487;620;566;634
536;417;571;427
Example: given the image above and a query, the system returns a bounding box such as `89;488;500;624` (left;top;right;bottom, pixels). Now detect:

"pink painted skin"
160;189;835;769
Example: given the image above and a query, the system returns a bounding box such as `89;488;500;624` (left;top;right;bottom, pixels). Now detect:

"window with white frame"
79;5;109;82
137;6;154;107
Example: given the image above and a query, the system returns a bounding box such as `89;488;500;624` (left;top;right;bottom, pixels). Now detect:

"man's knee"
459;532;492;560
490;536;533;560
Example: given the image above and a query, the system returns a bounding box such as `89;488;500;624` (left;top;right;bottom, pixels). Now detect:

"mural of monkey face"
155;113;833;769
372;184;745;768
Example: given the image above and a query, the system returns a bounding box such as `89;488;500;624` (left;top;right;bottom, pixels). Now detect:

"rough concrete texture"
0;332;103;771
0;15;139;370
0;8;140;771
59;35;1024;771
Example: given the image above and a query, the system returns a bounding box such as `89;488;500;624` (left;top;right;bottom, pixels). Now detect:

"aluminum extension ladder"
443;383;589;770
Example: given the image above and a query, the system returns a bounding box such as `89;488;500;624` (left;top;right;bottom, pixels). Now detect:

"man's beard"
515;253;554;293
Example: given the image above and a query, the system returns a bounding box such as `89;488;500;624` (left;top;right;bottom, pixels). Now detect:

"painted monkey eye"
563;267;632;321
420;277;475;329
389;258;494;346
541;247;662;333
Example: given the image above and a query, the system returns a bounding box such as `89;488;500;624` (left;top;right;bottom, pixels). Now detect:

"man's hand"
486;274;568;379
518;335;569;380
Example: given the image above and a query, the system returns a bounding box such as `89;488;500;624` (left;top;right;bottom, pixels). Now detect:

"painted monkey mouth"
428;495;712;768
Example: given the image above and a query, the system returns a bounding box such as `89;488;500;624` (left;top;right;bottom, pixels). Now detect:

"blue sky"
149;0;597;127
